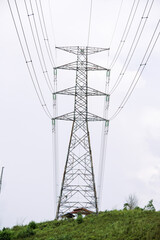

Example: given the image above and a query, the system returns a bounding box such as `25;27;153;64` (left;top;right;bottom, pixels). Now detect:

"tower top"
56;46;109;55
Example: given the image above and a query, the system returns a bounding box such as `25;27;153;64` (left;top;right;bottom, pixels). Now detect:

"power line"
87;0;93;46
24;0;54;93
109;0;124;48
98;71;110;208
110;19;160;121
7;0;52;119
0;167;4;194
48;0;57;52
14;0;52;117
29;0;56;79
39;0;56;66
109;0;140;69
34;0;56;67
110;0;155;95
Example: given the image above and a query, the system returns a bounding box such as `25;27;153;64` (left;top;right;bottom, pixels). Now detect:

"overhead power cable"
109;0;124;48
87;0;93;46
98;71;110;208
7;0;52;119
24;0;54;93
47;0;57;66
39;0;56;66
52;68;58;216
109;0;140;69
48;0;57;48
110;19;160;121
0;167;4;194
34;0;56;67
110;0;155;95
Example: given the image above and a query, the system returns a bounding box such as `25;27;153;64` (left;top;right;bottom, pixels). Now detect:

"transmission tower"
0;167;4;194
52;46;109;219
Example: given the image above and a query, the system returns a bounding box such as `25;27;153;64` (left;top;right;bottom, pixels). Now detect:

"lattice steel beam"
55;86;109;96
54;46;109;219
56;46;109;55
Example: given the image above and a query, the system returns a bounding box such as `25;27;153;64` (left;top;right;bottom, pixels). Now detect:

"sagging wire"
109;0;140;69
24;0;54;93
110;19;160;121
34;0;56;67
52;68;58;217
110;0;155;95
87;0;93;46
48;0;57;66
7;0;52;119
109;0;124;48
98;69;110;209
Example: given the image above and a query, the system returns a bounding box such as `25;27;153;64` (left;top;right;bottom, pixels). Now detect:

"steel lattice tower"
53;46;109;219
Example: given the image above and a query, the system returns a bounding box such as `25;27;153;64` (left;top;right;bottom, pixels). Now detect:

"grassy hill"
1;209;160;240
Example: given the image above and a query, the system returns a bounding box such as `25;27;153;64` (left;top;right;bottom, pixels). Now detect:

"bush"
0;229;11;240
76;214;83;224
53;220;61;227
28;221;37;229
123;194;138;210
17;226;34;238
56;235;72;240
144;200;155;211
47;236;72;240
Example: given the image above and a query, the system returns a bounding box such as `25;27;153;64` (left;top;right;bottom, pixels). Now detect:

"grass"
1;209;160;240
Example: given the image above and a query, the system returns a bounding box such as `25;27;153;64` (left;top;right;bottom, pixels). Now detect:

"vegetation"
144;200;156;211
76;214;83;224
123;194;138;210
1;207;160;240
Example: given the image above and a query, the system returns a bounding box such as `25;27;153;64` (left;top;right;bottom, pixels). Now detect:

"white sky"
0;0;160;228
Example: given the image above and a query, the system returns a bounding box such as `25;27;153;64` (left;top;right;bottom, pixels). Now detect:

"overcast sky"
0;0;160;228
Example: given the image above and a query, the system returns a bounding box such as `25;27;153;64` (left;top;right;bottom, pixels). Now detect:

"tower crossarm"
55;61;109;71
53;112;109;122
56;46;109;55
55;86;109;97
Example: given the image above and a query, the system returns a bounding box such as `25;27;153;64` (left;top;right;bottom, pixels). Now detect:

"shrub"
28;221;37;229
144;200;155;211
123;194;138;210
17;226;34;238
53;220;61;227
56;235;72;240
0;229;11;240
76;214;83;224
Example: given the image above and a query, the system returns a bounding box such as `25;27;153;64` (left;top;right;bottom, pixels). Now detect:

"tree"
123;194;138;210
76;213;83;224
144;199;155;211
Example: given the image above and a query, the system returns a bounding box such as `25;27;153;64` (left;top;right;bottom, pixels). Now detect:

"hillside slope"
1;209;160;240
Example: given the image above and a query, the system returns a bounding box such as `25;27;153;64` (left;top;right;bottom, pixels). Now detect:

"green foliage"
123;194;138;210
123;202;130;210
144;199;155;211
52;220;61;227
76;214;83;224
0;229;11;240
16;226;34;238
56;235;72;240
46;234;72;240
3;209;160;240
28;221;37;229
